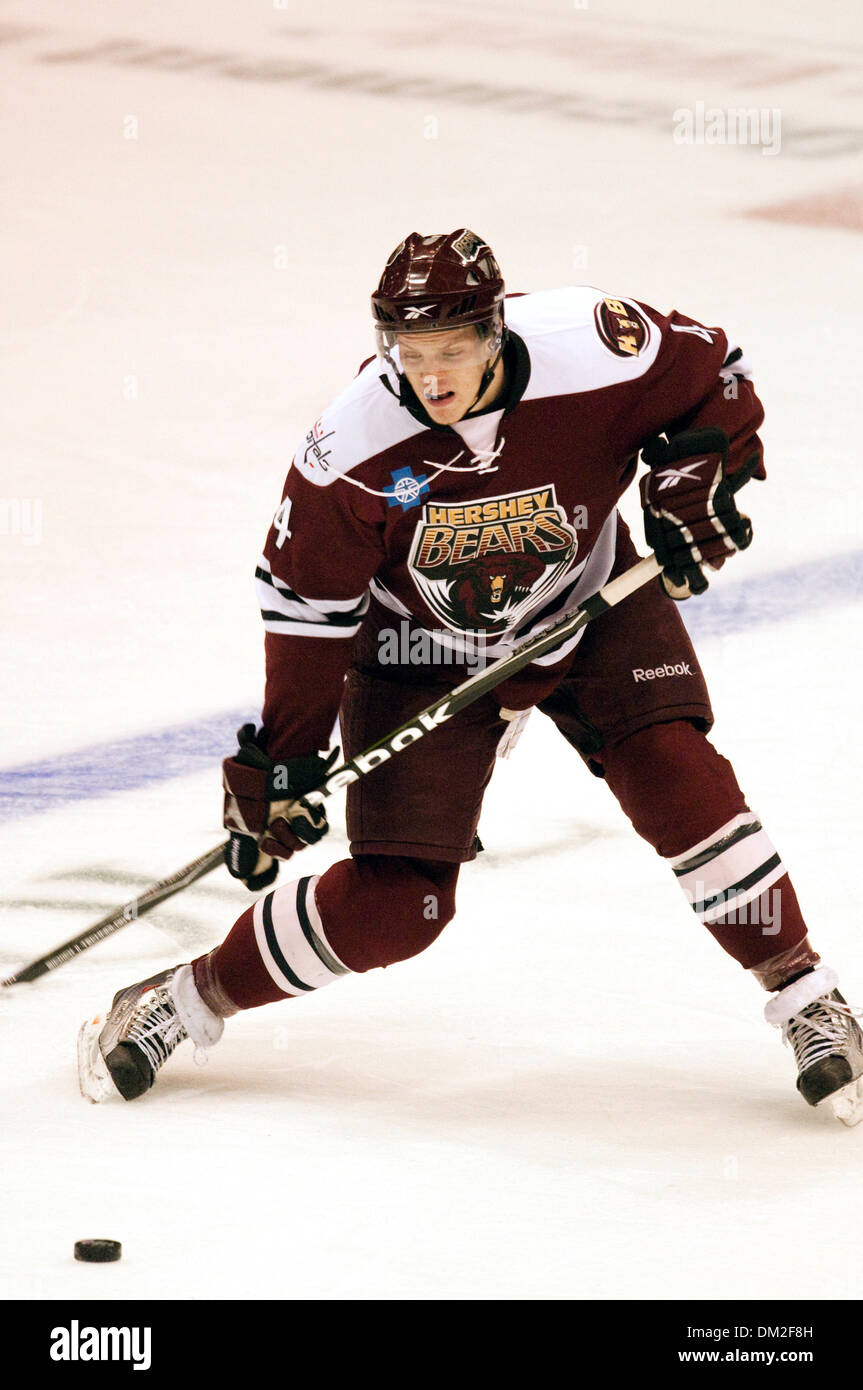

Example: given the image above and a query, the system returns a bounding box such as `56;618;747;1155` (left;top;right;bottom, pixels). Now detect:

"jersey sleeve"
612;299;766;482
256;452;385;759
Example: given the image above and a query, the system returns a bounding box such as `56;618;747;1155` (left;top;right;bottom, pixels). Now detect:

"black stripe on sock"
691;853;783;918
262;892;314;992
296;877;350;977
673;818;763;877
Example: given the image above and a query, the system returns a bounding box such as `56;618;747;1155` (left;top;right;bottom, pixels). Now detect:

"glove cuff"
643;427;729;470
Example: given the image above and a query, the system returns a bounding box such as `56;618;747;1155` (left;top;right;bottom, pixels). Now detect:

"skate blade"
830;1076;863;1127
77;1015;116;1103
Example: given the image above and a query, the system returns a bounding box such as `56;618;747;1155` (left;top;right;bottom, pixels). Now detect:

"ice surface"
1;0;862;1302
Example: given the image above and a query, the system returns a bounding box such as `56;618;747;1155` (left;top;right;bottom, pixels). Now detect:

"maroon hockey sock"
598;721;812;975
747;934;821;991
698;873;815;974
192;854;459;1012
193;905;275;1012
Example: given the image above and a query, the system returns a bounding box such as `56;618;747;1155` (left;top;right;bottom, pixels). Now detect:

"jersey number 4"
669;322;717;345
273;498;292;549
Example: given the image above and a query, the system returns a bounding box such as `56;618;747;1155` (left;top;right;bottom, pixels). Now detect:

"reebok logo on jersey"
654;462;708;489
633;662;694;682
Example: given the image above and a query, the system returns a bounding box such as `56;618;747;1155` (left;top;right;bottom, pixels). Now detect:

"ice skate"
77;964;223;1102
765;966;863;1126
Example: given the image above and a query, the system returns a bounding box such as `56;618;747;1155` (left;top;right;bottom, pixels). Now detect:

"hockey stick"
2;552;661;986
2;843;227;985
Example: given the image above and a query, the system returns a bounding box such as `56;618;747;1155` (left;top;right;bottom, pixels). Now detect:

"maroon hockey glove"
222;724;337;890
639;429;754;599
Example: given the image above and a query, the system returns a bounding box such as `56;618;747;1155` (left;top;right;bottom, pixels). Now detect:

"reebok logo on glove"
653;461;709;490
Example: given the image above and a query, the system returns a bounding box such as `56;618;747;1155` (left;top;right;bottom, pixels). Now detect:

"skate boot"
765;965;863;1126
77;964;224;1102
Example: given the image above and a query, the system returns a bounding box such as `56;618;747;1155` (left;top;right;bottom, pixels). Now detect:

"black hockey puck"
74;1239;122;1263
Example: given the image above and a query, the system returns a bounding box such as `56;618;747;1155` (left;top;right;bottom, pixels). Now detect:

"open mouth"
424;387;455;404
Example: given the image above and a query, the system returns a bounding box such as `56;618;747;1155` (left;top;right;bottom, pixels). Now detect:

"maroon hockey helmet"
372;229;505;333
372;230;506;406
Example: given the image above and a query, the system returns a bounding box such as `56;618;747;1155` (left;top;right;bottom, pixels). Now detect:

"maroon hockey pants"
193;719;818;1013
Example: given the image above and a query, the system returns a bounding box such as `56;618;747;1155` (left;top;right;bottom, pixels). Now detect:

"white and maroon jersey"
257;286;765;756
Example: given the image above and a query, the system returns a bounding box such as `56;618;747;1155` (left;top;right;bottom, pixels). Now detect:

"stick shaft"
2;552;661;986
304;553;661;805
2;843;227;985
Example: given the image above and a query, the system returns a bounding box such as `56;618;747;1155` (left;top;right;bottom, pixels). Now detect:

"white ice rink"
1;0;862;1303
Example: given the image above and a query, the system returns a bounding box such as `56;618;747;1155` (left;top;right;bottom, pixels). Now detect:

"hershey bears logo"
407;485;577;636
594;298;649;357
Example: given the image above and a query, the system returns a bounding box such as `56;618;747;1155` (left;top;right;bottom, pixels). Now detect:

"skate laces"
126;986;188;1074
784;994;863;1074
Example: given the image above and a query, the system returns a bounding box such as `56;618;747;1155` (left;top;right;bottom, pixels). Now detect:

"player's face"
397;327;492;423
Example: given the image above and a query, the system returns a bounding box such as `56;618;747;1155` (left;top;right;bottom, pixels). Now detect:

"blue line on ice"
2;548;861;820
0;711;251;823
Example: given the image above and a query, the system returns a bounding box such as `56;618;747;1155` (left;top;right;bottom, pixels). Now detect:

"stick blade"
831;1076;863;1127
77;1014;115;1103
1;965;40;988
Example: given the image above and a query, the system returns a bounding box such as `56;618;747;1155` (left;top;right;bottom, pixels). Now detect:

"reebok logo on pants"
632;662;694;682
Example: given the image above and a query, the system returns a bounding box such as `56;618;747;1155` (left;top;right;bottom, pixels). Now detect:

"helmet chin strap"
463;332;507;417
376;368;410;405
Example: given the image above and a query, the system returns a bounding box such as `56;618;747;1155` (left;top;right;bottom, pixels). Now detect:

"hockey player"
78;229;863;1121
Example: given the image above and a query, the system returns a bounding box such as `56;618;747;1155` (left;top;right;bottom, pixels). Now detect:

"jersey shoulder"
506;285;663;398
291;358;425;488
